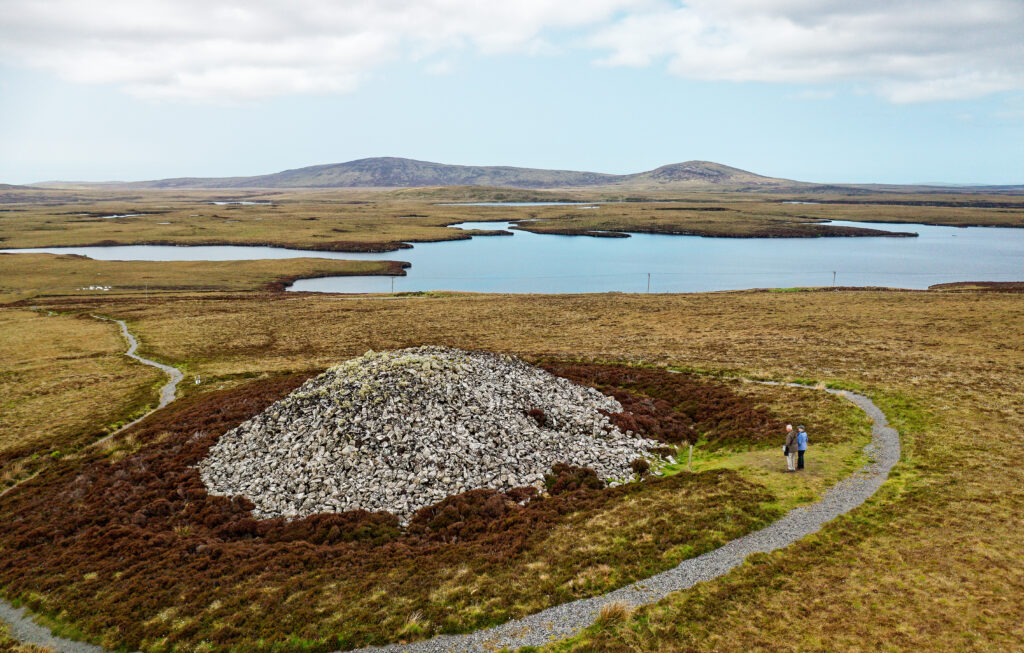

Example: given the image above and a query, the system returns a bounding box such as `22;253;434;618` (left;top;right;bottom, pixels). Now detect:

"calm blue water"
4;220;1022;293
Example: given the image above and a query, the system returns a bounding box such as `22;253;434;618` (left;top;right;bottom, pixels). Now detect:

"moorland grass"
2;188;1022;254
0;309;163;491
1;281;1022;651
0;254;404;303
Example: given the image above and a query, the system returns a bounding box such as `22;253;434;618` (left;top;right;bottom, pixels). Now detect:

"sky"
1;0;1023;185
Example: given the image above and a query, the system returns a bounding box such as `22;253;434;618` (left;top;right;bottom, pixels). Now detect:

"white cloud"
589;0;1024;103
0;0;642;100
0;0;1021;102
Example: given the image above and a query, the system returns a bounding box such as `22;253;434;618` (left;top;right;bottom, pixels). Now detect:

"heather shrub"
545;463;604;495
630;458;651;476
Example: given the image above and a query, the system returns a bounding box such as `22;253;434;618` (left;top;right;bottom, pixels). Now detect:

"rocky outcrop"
199;347;658;522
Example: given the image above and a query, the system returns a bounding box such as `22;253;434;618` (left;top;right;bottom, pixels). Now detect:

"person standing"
784;424;798;472
797;425;809;470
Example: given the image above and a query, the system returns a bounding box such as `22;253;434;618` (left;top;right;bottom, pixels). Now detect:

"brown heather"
0;365;809;651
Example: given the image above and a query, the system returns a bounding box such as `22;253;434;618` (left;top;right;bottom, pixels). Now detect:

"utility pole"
647;272;651;293
832;271;837;287
390;277;395;295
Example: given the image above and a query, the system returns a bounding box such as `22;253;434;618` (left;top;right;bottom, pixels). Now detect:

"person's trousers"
786;451;797;471
798;449;805;469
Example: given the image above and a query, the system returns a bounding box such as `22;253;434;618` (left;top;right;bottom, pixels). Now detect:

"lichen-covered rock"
198;347;659;523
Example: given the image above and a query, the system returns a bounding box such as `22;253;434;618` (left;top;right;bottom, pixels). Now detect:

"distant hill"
16;159;1023;192
617;161;795;189
100;157;804;191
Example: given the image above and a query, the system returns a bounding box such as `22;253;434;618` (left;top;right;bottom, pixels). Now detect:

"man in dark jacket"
784;424;798;472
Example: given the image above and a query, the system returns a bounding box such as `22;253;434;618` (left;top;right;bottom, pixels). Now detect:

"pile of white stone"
198;347;658;522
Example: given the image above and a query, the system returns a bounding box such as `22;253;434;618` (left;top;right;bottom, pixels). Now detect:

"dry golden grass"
0;253;402;302
62;290;1017;392
0;188;509;251
596;602;634;626
0;309;162;489
19;287;1021;651
514;197;1024;238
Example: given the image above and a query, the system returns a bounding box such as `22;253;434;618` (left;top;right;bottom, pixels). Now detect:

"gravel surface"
200;347;658;522
99;317;182;412
0;602;109;653
0;378;899;653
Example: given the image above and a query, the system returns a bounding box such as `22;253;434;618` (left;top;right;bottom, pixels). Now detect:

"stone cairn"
199;347;659;523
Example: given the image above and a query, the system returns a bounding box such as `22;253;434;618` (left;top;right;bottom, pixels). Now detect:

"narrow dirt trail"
0;317;183;503
0;317;183;652
89;316;183;441
0;370;900;653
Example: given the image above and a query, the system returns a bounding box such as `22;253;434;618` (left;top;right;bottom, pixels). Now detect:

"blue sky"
1;1;1022;185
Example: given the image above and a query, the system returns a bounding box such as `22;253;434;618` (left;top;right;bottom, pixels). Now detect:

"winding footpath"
0;317;183;498
0;317;183;653
0;360;899;653
95;317;183;419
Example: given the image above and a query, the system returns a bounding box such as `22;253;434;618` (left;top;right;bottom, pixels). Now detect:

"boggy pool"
3;220;1023;293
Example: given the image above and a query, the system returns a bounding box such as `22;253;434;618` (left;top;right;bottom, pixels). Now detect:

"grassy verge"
662;383;874;513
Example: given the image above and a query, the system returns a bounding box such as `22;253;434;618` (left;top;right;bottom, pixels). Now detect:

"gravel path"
0;602;109;653
0;317;183;652
0;379;899;653
95;316;183;414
